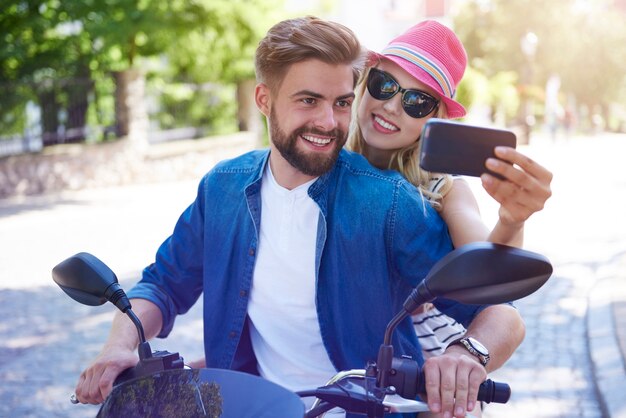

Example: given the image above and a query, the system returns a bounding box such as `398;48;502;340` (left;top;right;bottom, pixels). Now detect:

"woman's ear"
255;83;271;117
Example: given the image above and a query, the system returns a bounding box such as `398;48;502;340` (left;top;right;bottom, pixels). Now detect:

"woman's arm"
440;147;552;249
439;178;492;248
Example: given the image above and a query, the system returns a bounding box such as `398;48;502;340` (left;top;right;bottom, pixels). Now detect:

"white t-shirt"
248;163;339;411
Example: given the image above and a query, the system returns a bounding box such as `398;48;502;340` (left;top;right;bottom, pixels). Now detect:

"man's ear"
255;83;271;117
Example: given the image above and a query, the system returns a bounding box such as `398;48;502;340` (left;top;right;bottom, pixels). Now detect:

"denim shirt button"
229;331;237;339
248;248;255;256
239;290;248;297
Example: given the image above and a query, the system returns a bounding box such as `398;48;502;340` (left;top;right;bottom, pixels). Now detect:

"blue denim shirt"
127;148;485;395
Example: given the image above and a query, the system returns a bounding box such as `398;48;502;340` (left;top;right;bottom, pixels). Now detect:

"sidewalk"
588;254;626;418
476;132;626;418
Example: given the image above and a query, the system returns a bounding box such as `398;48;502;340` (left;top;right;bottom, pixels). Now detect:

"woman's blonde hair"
347;67;453;210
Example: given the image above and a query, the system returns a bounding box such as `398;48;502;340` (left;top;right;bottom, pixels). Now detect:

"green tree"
1;1;91;140
453;0;626;126
162;0;284;133
1;0;284;144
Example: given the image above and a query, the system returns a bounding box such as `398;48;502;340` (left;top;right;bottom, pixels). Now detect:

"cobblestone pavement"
479;134;626;418
1;133;625;417
0;181;206;418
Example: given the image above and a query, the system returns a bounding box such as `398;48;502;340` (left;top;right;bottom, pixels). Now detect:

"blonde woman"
348;21;552;361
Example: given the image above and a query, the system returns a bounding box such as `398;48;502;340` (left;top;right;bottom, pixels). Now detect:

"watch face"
467;337;488;355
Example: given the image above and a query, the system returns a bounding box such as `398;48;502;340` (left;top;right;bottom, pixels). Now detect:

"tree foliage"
164;0;284;84
0;0;284;140
453;0;626;110
1;0;282;81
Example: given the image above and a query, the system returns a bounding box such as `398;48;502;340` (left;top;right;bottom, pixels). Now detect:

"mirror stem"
383;310;409;346
104;282;132;312
403;281;435;314
377;309;409;388
377;280;434;388
126;309;153;360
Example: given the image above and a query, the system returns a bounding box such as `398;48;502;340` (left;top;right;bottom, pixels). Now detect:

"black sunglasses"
366;68;439;119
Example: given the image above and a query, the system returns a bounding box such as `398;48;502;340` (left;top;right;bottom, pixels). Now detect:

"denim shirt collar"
244;148;337;217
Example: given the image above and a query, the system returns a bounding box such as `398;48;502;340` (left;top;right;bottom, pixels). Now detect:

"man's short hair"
255;16;365;93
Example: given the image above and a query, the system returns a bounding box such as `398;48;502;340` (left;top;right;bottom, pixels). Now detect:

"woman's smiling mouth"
373;114;399;132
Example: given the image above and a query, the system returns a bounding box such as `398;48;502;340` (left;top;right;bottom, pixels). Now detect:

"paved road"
478;133;626;418
0;181;206;417
0;132;625;417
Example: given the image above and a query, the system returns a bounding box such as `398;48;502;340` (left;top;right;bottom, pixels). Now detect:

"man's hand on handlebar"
422;346;486;418
74;346;138;404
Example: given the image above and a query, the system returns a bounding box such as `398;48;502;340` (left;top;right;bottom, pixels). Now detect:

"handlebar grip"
476;379;510;404
416;375;510;404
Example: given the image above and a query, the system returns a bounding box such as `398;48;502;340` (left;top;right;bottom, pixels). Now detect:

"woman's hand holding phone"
480;146;553;227
418;119;553;245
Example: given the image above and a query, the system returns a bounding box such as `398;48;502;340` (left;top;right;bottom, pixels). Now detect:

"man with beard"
74;16;525;418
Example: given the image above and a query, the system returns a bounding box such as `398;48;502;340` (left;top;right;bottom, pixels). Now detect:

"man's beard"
269;108;347;177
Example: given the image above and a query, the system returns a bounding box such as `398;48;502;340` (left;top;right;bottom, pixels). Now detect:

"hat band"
382;45;454;99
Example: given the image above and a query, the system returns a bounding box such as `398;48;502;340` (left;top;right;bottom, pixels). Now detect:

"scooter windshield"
97;368;305;418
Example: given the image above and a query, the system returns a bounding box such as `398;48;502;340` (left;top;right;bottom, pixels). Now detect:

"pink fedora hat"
369;20;467;118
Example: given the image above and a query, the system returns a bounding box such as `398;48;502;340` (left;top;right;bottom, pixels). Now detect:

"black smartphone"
419;119;516;179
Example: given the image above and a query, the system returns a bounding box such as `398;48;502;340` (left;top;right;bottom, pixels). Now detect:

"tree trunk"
114;69;148;149
236;78;263;147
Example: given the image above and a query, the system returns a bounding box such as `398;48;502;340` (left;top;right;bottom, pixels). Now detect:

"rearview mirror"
52;252;120;306
409;242;552;309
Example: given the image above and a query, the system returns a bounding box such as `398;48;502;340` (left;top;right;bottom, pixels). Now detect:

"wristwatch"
448;336;490;367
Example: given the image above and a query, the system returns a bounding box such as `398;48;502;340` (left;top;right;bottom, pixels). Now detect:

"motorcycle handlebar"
303;367;510;417
415;374;511;404
388;357;510;404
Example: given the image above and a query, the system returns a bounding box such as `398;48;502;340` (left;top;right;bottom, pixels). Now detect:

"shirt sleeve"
428;174;455;198
127;176;207;338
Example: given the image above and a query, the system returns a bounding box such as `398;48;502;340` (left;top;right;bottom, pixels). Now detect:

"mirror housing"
52;252;131;312
52;252;150;358
404;242;552;312
378;242;553;388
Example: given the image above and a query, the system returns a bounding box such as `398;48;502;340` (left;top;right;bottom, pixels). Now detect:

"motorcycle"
52;242;552;417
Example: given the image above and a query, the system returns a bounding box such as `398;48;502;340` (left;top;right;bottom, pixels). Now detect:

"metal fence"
0;77;115;157
0;75;235;158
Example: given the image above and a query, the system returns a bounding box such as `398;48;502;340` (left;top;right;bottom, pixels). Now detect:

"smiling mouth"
301;134;332;147
373;114;399;132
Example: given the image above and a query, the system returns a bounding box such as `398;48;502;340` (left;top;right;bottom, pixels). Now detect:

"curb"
587;275;626;418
